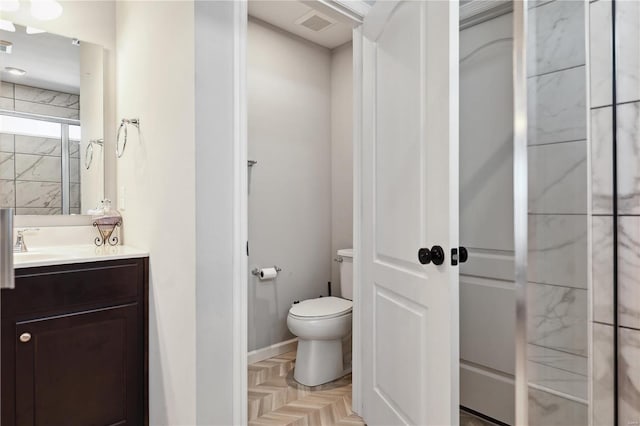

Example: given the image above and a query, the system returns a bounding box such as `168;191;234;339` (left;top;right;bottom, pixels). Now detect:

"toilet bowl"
287;248;354;386
287;296;353;386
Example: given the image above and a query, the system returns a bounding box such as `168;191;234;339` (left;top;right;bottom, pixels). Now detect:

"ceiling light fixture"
5;66;26;76
0;20;16;32
26;26;46;35
0;0;19;12
30;0;63;21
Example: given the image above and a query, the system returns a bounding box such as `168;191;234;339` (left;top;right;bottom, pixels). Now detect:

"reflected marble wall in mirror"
0;24;104;215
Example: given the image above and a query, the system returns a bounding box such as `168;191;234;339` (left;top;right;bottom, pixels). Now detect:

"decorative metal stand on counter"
91;199;123;247
93;218;122;246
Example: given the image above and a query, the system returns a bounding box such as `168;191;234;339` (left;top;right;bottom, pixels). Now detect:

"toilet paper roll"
259;267;278;281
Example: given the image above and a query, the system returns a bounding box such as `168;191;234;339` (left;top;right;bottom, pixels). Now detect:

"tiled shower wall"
527;1;589;424
590;1;640;425
0;83;81;214
0;83;80;119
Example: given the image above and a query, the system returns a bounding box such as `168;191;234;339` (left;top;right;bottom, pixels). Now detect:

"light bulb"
0;0;19;12
30;0;63;21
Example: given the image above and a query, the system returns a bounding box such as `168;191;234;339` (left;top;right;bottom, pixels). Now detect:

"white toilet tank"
337;248;354;300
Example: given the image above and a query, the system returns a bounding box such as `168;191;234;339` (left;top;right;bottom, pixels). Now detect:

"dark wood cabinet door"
14;304;142;426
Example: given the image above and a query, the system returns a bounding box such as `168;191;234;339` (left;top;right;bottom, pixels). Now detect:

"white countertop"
14;245;149;269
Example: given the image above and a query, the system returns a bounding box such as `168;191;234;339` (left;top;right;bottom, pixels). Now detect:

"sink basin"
14;251;66;262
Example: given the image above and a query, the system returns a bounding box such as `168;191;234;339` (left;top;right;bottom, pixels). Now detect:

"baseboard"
248;338;298;364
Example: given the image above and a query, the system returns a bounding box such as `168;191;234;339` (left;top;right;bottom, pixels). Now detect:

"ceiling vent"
295;10;335;32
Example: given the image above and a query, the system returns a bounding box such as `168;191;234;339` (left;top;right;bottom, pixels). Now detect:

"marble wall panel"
528;140;587;214
15;181;61;209
529;387;588;425
590;0;613;108
15;154;61;182
616;0;640;104
591;107;614;214
14;135;62;156
0;152;14;180
528;282;588;357
528;0;585;77
528;214;588;289
0;133;13;152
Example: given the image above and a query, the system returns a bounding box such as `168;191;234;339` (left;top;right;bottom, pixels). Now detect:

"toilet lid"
289;296;352;319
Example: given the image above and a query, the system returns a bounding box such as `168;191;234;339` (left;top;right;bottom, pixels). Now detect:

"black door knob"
430;245;445;265
418;246;445;266
418;247;432;264
459;246;468;263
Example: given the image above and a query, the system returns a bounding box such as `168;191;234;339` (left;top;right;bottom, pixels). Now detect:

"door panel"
374;0;424;266
15;304;140;426
359;1;459;425
374;287;427;424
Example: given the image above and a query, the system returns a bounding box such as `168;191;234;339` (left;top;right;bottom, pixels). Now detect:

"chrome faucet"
13;228;39;253
14;230;28;253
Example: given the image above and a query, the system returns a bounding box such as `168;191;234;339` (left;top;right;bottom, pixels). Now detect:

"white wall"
194;2;245;423
247;19;332;351
115;2;196;424
330;42;354;293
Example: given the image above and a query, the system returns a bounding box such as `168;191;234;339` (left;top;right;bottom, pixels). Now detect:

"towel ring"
116;118;140;158
84;138;104;170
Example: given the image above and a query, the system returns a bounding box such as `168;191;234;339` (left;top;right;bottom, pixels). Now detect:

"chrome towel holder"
116;118;140;158
84;138;104;170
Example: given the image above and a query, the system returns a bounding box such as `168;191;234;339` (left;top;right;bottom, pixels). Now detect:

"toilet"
287;248;353;386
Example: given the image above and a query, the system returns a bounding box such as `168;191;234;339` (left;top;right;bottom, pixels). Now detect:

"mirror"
0;23;104;215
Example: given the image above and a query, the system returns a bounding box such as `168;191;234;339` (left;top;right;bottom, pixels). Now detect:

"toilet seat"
288;296;352;320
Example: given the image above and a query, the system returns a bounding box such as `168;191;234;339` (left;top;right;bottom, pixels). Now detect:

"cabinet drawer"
3;260;144;318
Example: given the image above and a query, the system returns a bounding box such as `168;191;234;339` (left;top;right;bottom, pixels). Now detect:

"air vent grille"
296;11;335;32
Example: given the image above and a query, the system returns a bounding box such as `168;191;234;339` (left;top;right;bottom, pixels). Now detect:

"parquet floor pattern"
248;351;497;426
248;351;364;426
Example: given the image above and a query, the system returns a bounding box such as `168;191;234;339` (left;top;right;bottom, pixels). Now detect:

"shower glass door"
515;0;590;424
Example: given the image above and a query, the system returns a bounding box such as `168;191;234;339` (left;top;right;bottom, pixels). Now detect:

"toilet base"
294;338;344;386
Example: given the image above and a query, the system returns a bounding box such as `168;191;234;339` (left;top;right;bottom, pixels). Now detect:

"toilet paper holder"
251;266;282;276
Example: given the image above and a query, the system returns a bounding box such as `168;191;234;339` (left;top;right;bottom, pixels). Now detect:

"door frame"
231;1;370;423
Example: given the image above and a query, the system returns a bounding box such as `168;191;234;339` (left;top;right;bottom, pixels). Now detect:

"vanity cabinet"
1;258;149;426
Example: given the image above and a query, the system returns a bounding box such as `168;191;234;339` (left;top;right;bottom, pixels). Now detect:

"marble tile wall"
526;2;589;422
590;1;640;425
1;82;79;120
0;83;81;215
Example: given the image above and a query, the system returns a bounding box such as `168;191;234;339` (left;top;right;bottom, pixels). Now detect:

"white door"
358;1;459;425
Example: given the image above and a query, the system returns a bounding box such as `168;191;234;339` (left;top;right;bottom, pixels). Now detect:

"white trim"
351;24;364;415
460;0;512;30
233;1;249;424
332;0;371;21
304;0;369;25
584;1;593;424
248;338;299;365
512;3;529;425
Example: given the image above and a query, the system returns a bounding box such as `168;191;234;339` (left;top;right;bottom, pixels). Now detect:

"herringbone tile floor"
248;351;363;425
248;352;497;426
